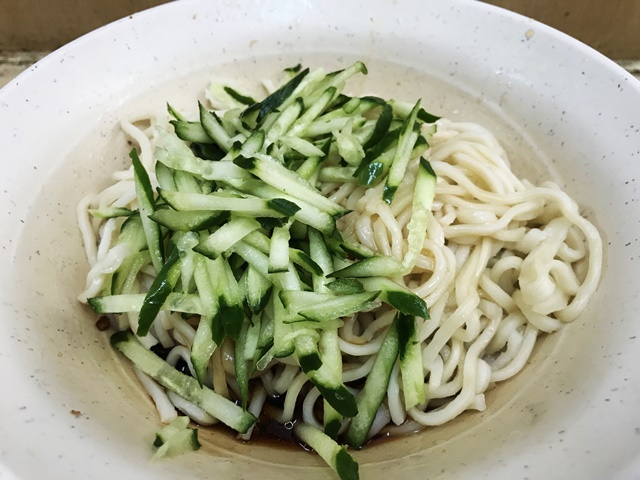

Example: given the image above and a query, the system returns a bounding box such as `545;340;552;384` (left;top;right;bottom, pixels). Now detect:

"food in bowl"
77;62;602;479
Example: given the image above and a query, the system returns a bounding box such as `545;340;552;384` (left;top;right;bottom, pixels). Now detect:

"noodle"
77;74;602;448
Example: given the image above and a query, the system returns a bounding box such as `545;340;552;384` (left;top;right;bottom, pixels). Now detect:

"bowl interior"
2;2;639;479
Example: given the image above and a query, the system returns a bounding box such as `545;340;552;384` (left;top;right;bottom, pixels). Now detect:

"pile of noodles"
78;103;602;440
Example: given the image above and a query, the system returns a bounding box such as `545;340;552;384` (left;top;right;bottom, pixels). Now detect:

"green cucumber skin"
382;99;421;205
149;209;227;232
346;317;400;448
88;292;204;315
130;148;164;272
153;428;201;460
397;312;426;409
242;67;310;123
137;249;181;337
293;422;359;480
111;331;257;433
328;255;403;278
359;277;429;318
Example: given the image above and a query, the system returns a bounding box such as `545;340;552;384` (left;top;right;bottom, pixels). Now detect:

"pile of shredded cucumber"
89;61;438;480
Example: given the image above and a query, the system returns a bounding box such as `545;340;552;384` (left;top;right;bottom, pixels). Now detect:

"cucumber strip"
294;332;322;372
352;121;377;146
333;119;365;166
153;428;201;460
137;248;182;336
240;130;265;157
323;401;343;441
266;98;303;145
200;179;216;194
202;256;226;345
290;249;324;277
153;416;201;459
154;416;190;447
190;311;215;385
194;217;261;260
207;82;252;110
243;231;323;276
293;422;359;480
110;215;148;293
224;86;256;106
354;127;400;185
268;224;291;273
288;86;338;138
272;289;296;358
130;149;164;272
382;100;421;204
199;102;233;151
389;99;441;123
242;67;310;124
149;209;227;232
283;63;303;75
234;319;250;408
362;102;393;150
233;154;348;218
243;314;262;361
111;331;257;433
283;318;344;330
320;329;344;439
305;117;356;137
223;174;337;235
190;255;220;386
167;103;186;122
317;95;382;122
358;134;428;188
192;142;226;162
232;241;272;283
328;255;404;278
217;257;247;342
88;207;134;219
308;228;334;281
222;109;252;139
326;278;365;295
279;135;326;157
174;231;200;294
402;157;437;272
174;169;202;194
359;277;428;318
253;299;275;370
295;154;324;181
112;251;151;295
158;189;295;218
88;292;203;315
397;313;426;409
244;264;273;314
336;96;361;115
170;120;213;144
306;364;358;418
346;316;400;448
336;236;376;260
155;161;177;191
155;131;251;183
279;290;380;323
318;166;358;183
303;61;367;108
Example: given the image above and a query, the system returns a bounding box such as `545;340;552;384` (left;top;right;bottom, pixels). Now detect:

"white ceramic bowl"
1;1;639;479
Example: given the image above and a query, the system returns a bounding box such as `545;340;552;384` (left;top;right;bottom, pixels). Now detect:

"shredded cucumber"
86;61;439;480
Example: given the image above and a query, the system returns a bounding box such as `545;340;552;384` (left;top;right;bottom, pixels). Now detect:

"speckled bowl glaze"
1;1;639;479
